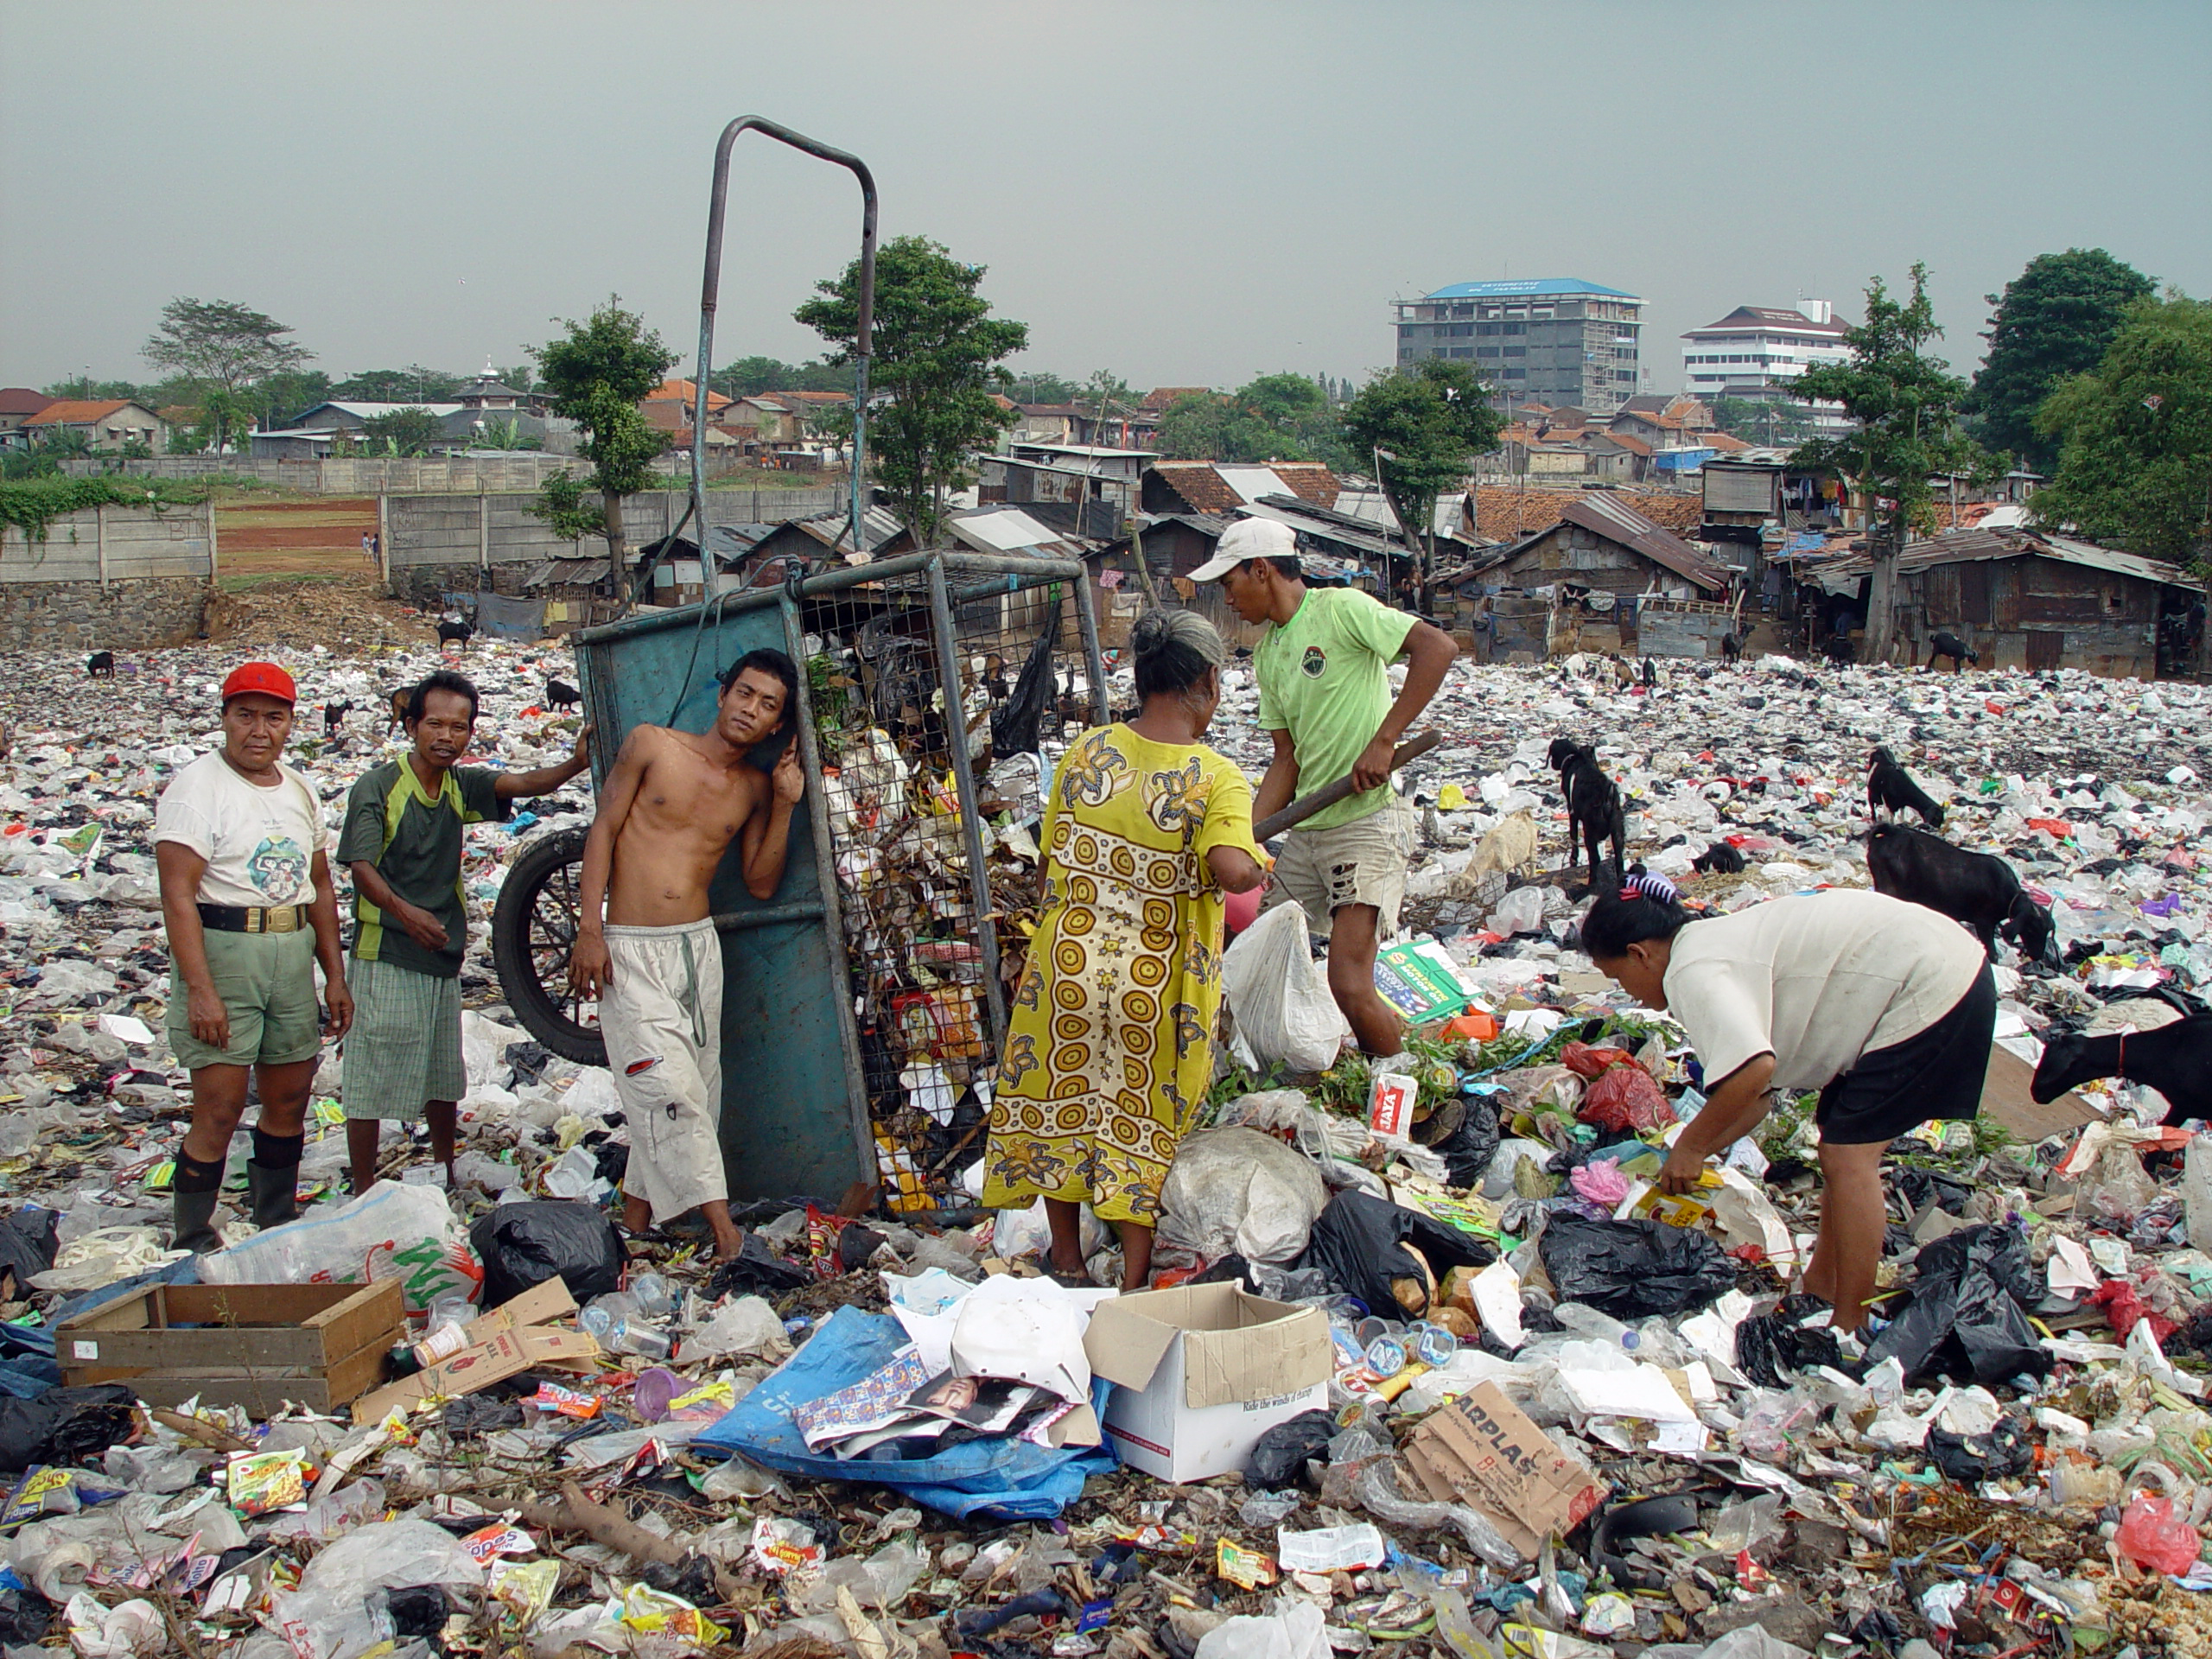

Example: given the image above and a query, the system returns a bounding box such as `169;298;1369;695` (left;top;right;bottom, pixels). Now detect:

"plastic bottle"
607;1319;673;1363
628;1273;677;1319
1552;1304;1642;1353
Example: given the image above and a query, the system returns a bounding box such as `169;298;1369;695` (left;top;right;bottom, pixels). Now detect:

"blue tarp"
694;1304;1117;1521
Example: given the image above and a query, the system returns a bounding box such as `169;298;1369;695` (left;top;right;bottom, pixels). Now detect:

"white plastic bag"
199;1180;479;1313
1158;1127;1329;1264
1221;901;1351;1072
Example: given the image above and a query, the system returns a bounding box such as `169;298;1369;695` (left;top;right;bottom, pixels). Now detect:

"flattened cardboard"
1403;1380;1608;1560
350;1282;594;1422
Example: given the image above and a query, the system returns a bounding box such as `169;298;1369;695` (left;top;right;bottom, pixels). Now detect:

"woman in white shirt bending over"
1580;873;1995;1333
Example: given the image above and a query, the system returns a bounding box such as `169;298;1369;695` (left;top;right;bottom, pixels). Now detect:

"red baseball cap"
221;662;296;705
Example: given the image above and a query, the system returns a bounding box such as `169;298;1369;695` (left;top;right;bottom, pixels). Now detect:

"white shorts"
599;919;727;1222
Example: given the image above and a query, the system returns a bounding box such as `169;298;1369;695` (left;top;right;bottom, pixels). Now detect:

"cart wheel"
491;826;607;1067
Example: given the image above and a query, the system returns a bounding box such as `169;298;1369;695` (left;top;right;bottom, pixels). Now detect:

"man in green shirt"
1195;518;1458;1056
339;671;590;1192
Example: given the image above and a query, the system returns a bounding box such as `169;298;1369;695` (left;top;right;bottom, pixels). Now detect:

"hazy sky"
3;1;2208;400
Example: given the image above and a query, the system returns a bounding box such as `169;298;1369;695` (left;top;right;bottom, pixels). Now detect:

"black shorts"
1815;965;1997;1147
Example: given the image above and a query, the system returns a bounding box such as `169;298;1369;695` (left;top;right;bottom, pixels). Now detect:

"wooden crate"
56;1281;405;1414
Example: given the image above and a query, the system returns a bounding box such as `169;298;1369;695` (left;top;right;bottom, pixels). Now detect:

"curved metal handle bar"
689;116;877;569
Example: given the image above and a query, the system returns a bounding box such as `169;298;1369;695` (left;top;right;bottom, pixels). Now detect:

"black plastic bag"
991;601;1063;760
1733;1294;1844;1387
1249;1409;1336;1487
1435;1099;1502;1191
1926;1414;2034;1484
1294;1192;1495;1318
1537;1212;1736;1319
705;1233;811;1299
468;1201;626;1311
0;1586;54;1646
0;1383;138;1472
0;1209;58;1299
1861;1220;2050;1386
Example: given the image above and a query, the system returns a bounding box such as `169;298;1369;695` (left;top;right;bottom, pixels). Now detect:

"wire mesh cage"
794;553;1106;1214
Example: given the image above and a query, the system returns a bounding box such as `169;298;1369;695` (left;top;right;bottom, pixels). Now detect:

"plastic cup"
632;1366;682;1422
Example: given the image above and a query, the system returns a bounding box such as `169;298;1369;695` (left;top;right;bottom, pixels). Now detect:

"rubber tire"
491;825;607;1067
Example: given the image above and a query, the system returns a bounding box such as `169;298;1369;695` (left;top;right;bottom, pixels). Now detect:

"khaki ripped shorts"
1267;798;1413;941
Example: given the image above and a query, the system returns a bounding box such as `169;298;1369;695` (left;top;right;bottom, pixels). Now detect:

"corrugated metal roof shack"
1812;527;2208;680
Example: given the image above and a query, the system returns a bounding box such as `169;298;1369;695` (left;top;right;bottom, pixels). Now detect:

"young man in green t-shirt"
1194;518;1458;1056
338;671;590;1192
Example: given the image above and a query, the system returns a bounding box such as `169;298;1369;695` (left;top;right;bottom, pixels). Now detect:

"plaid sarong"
341;955;465;1120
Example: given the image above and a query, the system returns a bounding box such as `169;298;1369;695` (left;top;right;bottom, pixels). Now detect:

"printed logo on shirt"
625;1057;661;1077
1300;645;1327;679
248;836;308;902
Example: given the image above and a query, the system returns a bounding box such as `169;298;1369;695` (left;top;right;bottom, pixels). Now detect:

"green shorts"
166;926;324;1071
342;955;465;1120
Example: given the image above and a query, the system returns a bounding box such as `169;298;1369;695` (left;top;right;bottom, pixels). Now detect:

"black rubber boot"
172;1188;223;1255
246;1161;301;1230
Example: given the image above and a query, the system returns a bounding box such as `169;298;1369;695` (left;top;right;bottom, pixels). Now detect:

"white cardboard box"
1083;1283;1332;1483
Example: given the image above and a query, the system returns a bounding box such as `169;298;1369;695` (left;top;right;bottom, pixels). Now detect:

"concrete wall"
61;454;591;494
0;502;213;649
384;487;842;585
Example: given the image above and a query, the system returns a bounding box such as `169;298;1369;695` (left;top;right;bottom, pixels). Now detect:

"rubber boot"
172;1187;223;1255
246;1161;301;1230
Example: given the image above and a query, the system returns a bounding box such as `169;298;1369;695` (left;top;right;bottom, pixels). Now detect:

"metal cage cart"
492;551;1109;1211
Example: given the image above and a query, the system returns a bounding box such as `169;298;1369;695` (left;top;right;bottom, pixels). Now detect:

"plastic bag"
1576;1058;1675;1135
1559;1042;1635;1079
1926;1416;2034;1484
1249;1409;1335;1487
0;1210;59;1298
2115;1494;2203;1574
1861;1220;2050;1387
1159;1128;1329;1265
1193;1602;1328;1659
1222;901;1351;1072
270;1516;484;1659
1537;1213;1735;1319
1294;1191;1494;1319
0;1386;137;1473
467;1201;624;1311
1488;886;1545;938
200;1180;479;1314
1732;1294;1843;1387
1435;1099;1502;1190
687;1296;788;1360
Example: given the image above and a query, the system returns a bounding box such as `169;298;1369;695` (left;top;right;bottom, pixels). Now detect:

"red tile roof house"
20;399;166;452
0;389;54;451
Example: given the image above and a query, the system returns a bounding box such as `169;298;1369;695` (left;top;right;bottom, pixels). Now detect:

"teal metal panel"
571;601;865;1202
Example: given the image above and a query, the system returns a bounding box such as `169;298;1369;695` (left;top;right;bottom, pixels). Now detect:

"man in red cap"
155;663;353;1253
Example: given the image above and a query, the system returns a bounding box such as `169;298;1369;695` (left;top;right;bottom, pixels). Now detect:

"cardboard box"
351;1278;597;1422
57;1281;405;1414
1083;1283;1332;1483
1373;938;1479;1025
1403;1381;1609;1560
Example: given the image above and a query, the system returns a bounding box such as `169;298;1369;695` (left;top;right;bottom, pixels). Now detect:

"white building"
1680;302;1854;435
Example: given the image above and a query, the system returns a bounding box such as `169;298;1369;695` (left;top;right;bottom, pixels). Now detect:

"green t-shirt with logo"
1253;587;1418;831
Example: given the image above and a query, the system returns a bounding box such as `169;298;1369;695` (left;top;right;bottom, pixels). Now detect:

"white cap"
1187;517;1297;582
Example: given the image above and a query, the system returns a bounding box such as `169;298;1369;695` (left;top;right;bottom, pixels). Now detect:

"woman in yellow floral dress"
981;609;1268;1289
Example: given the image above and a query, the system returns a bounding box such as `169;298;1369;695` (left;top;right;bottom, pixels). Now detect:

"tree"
1710;395;1816;446
41;377;142;402
251;369;333;429
708;356;849;400
1790;264;1993;662
1151;375;1346;467
330;366;465;403
531;296;677;602
1969;248;2155;473
795;234;1027;545
188;387;260;456
363;406;443;456
1007;369;1082;405
2029;294;2212;566
143;298;311;402
1341;360;1505;605
497;364;537;394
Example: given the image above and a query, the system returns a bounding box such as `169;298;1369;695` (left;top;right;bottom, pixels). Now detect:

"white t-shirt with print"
1662;888;1986;1092
154;751;322;908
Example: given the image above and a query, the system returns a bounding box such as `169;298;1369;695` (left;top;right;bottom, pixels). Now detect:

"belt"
197;903;309;935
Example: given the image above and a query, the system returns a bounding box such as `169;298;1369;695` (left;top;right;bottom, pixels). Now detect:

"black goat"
1719;632;1741;666
323;702;353;735
1548;737;1627;889
1867;746;1945;830
1928;631;1979;672
1693;842;1746;874
436;619;475;647
1866;823;2056;965
2031;1014;2212;1126
546;679;582;710
86;652;115;678
1821;635;1855;666
1639;655;1657;688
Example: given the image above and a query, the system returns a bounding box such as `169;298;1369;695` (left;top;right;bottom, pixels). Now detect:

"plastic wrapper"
1536;1213;1735;1319
468;1200;625;1310
1221;901;1352;1073
1861;1220;2051;1386
1159;1127;1329;1265
2114;1494;2203;1574
685;1295;788;1360
1294;1191;1496;1319
1575;1057;1675;1135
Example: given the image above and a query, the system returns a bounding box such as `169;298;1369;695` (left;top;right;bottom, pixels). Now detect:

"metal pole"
925;556;1009;1051
780;593;879;1187
1070;557;1112;722
691;116;877;570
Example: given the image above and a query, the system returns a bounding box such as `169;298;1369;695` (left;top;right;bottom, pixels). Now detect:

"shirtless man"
568;650;804;1259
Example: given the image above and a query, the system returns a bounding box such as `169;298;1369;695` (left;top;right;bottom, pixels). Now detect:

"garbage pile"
2;642;2212;1658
